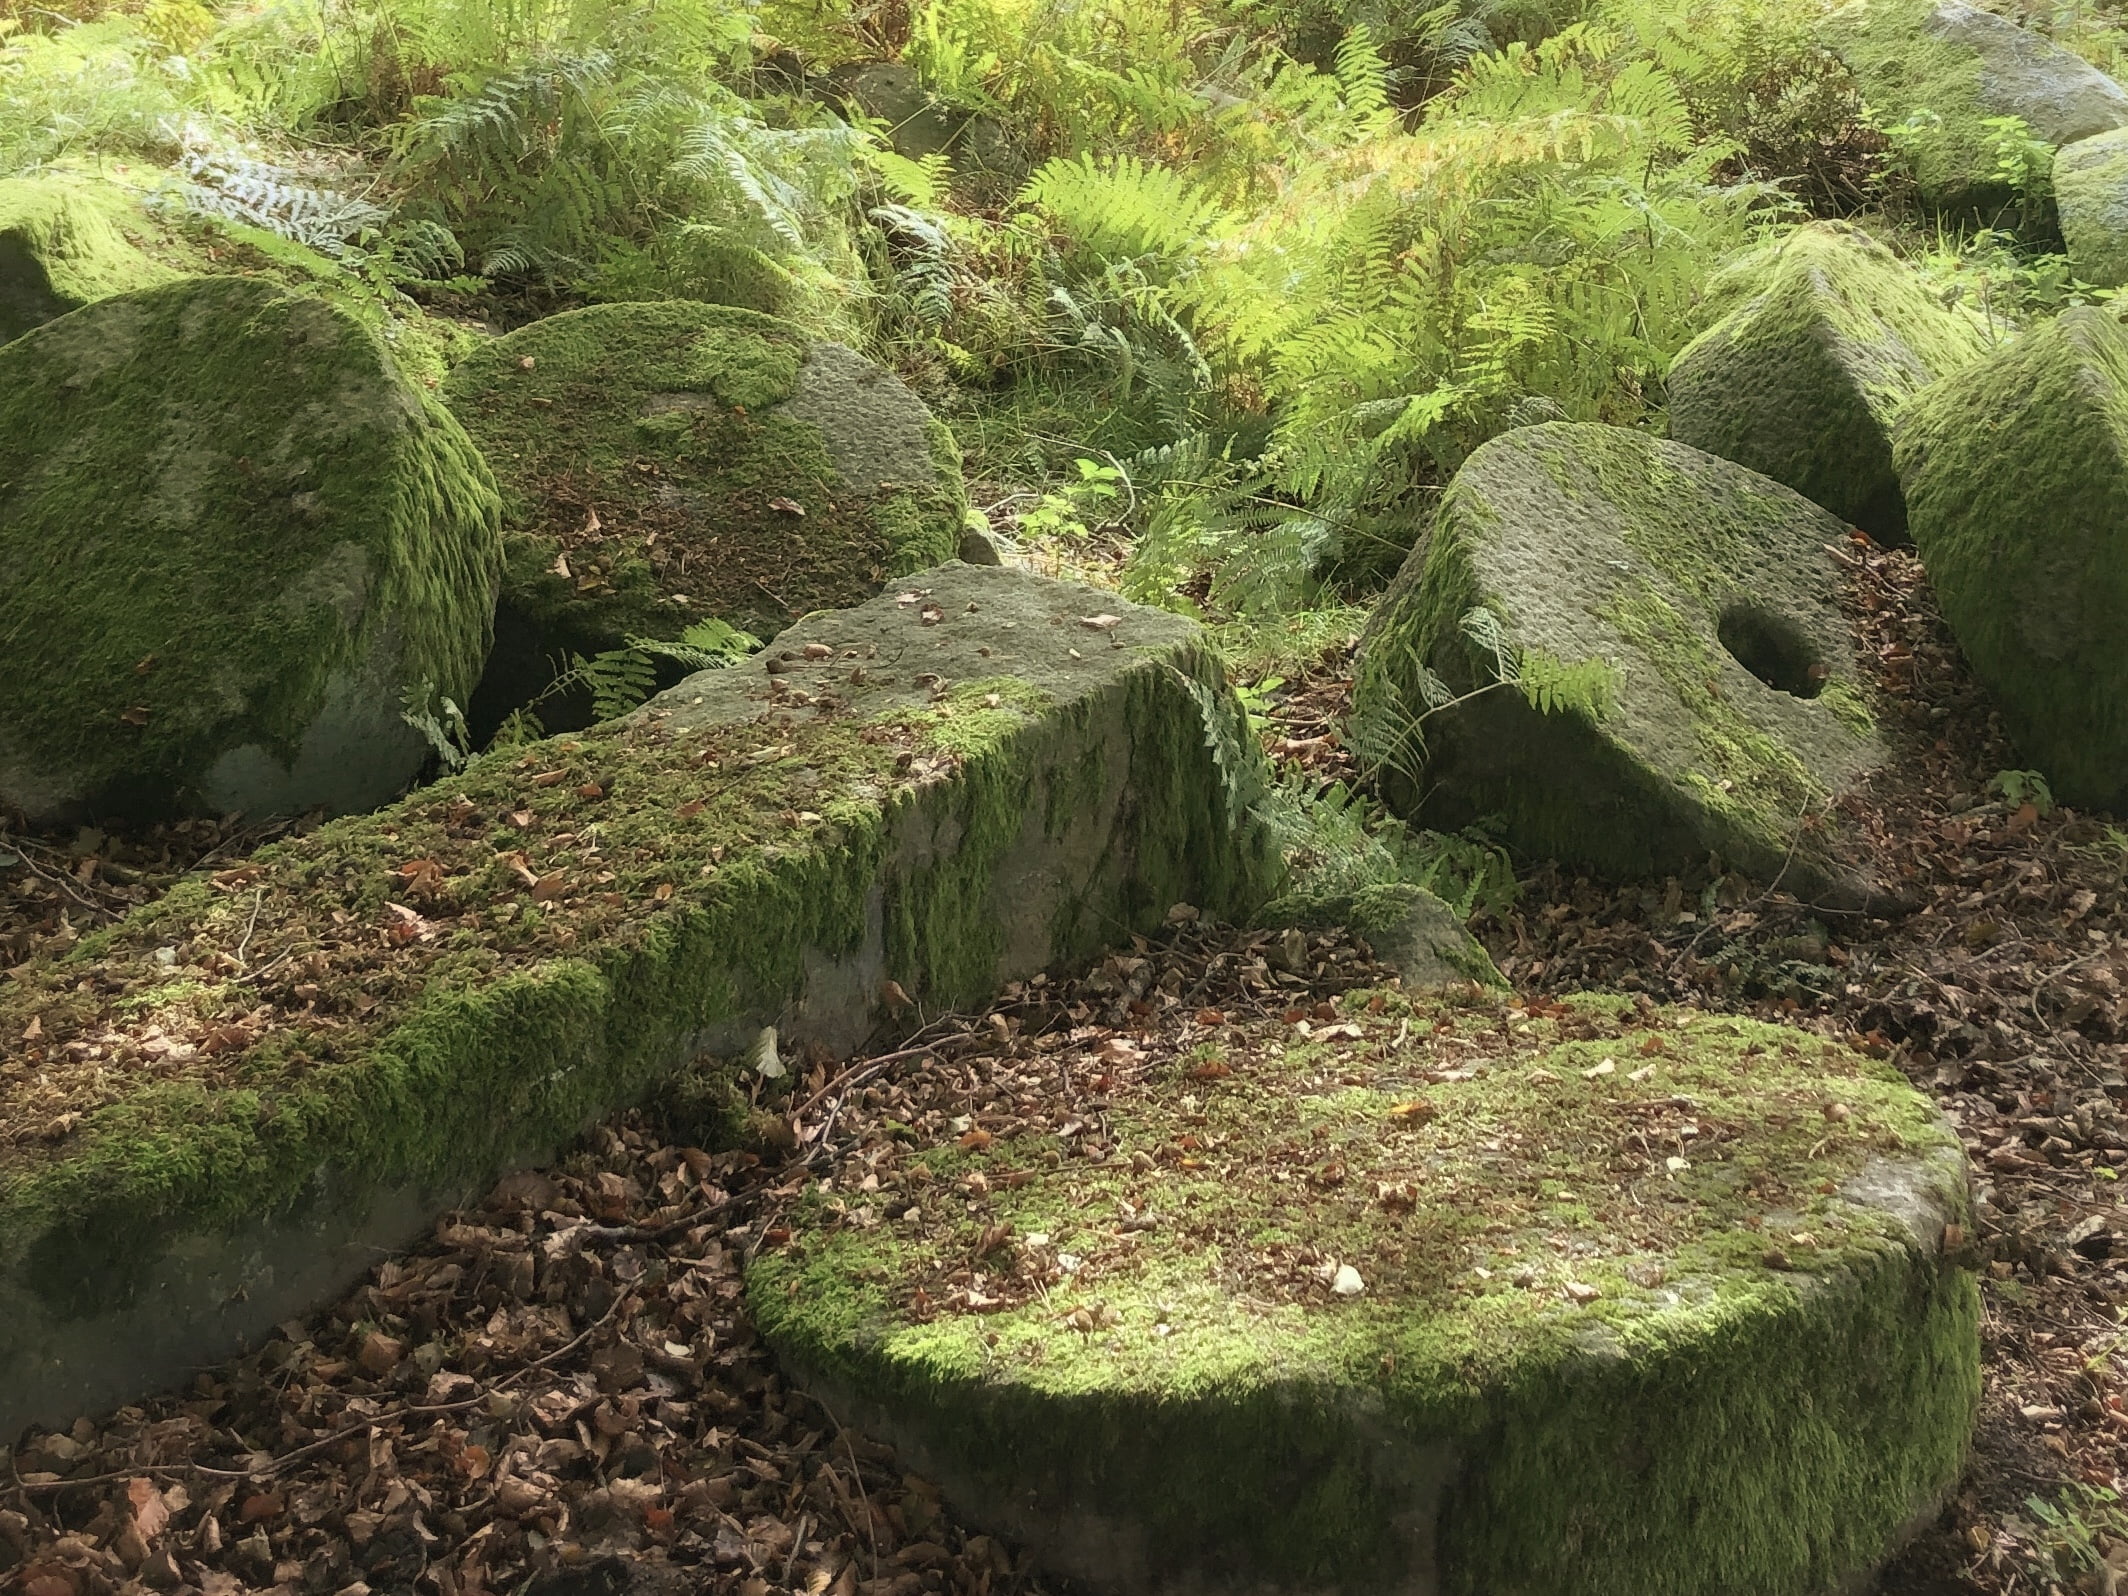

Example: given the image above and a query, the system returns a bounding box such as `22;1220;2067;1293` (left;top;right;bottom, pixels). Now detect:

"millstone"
1893;305;2128;809
440;301;968;725
753;996;1977;1596
1667;221;1990;543
0;276;502;823
1354;423;1883;901
2055;128;2128;289
1820;0;2128;212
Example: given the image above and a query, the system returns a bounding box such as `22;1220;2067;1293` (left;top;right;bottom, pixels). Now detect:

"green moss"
0;176;178;344
1894;305;2128;807
0;576;1271;1326
2055;128;2128;288
0;275;502;820
1821;0;2128;215
1668;222;1992;540
754;1000;1976;1594
1599;585;1826;839
1821;0;2002;206
442;301;967;651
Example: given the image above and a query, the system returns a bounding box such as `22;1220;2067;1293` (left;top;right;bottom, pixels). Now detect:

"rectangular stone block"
0;563;1274;1439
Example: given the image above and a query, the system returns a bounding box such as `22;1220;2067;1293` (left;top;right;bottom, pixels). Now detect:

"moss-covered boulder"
0;277;502;824
756;995;1977;1596
440;301;968;724
0;176;179;346
1667;222;1991;543
1354;424;1883;900
1820;0;2128;211
0;563;1276;1437
2055;128;2128;287
1893;306;2128;808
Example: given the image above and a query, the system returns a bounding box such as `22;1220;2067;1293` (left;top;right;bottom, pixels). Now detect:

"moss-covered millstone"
2055;128;2128;287
440;301;968;714
1820;0;2128;212
1667;222;1991;543
1354;424;1883;901
0;176;179;346
0;276;503;824
0;563;1276;1436
1893;306;2128;808
755;995;1977;1596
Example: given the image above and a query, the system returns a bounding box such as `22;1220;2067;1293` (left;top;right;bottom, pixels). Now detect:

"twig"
234;887;266;969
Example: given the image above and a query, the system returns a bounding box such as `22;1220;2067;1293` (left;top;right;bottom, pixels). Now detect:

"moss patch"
1893;305;2128;809
0;175;178;345
754;992;1976;1595
1354;424;1883;897
1667;221;1992;541
441;302;968;658
1820;0;2128;213
0;567;1272;1342
2055;128;2128;289
0;275;502;823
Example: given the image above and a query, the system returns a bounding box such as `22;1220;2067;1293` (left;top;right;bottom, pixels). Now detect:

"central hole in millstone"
1717;603;1827;699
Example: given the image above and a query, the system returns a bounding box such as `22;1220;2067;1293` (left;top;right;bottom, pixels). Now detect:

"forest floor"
9;542;2128;1593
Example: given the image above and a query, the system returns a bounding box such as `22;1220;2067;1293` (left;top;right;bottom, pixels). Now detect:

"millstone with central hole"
753;995;1977;1596
1354;423;1884;902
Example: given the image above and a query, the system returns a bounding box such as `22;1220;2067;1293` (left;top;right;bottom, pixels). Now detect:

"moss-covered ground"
755;984;1975;1594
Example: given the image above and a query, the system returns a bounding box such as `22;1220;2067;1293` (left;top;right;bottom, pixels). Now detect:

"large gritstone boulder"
2055;128;2128;287
755;995;1977;1596
1667;222;1991;543
0;563;1276;1439
1820;0;2128;210
0;277;503;824
1894;306;2128;809
441;302;968;724
1355;424;1883;899
0;176;177;346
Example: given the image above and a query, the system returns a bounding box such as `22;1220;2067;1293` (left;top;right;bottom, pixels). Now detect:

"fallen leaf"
126;1478;169;1542
768;497;806;517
